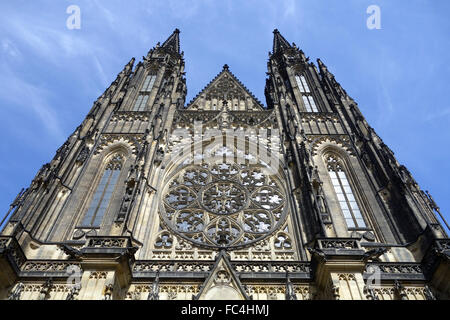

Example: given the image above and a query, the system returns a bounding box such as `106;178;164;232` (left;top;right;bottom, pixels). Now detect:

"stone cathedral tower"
0;29;448;300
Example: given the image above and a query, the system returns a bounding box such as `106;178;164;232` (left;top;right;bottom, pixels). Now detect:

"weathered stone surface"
0;29;447;300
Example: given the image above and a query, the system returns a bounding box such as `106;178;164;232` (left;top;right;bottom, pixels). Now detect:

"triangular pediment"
186;65;264;111
195;251;250;300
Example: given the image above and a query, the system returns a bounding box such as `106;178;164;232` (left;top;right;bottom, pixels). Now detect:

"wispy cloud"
0;64;64;140
282;0;297;19
93;55;109;87
1;38;22;59
424;108;450;122
92;0;117;28
2;14;106;62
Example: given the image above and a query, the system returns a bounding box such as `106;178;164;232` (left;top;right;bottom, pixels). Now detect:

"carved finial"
39;278;54;300
174;28;180;34
317;58;325;67
424;285;436;300
8;282;24;300
103;283;114;300
425;190;439;210
66;285;81;300
148;270;160;300
273;29;279;34
223;64;229;70
285;271;297;300
394;280;407;300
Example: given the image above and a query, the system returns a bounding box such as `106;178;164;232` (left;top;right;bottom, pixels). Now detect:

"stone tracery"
160;162;287;249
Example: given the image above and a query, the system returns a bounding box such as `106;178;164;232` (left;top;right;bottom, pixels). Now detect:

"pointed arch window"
133;94;149;111
295;75;310;93
81;154;124;227
327;155;366;229
302;95;318;112
132;74;156;111
141;74;156;92
296;75;318;112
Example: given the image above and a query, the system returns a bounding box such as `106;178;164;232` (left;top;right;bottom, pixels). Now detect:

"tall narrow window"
302;95;318;112
81;154;123;227
133;94;149;111
141;75;156;92
327;155;366;229
295;75;310;93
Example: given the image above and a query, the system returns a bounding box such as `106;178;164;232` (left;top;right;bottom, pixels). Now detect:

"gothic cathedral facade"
1;29;448;300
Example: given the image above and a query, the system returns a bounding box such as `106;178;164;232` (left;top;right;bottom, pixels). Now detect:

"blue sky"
0;0;449;231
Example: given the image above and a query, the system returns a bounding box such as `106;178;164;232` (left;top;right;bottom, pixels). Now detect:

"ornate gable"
195;251;249;300
186;65;265;111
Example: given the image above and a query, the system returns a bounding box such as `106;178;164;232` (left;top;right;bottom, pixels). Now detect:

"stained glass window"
142;75;156;92
302;95;318;112
295;75;310;93
327;155;366;229
81;154;123;227
133;94;149;111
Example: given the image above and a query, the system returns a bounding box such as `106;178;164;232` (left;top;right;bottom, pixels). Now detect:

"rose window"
201;182;246;215
160;162;287;249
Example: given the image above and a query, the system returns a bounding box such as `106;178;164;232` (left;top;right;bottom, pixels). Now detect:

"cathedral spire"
272;28;292;53
161;28;181;54
122;57;135;75
317;58;329;75
317;58;348;99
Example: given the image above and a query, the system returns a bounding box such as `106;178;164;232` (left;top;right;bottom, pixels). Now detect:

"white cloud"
1;38;22;59
424;108;450;122
282;0;297;19
0;64;64;140
93;55;109;87
4;17;103;62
